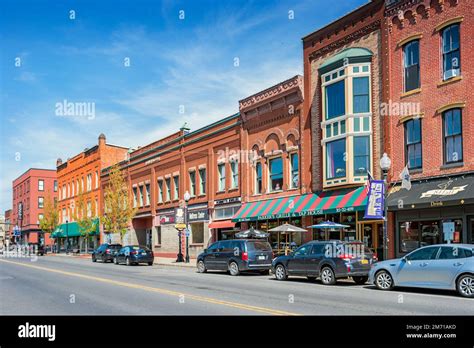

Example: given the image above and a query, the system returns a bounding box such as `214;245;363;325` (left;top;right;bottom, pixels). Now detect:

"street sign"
14;225;21;236
185;229;190;237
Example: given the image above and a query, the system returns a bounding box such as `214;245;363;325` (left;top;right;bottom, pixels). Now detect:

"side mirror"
203;249;208;253
401;256;407;262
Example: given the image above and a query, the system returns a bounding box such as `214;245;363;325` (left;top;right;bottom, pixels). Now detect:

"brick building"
4;209;12;246
384;0;474;256
54;134;128;252
232;75;314;252
302;0;387;256
101;114;241;258
11;168;57;246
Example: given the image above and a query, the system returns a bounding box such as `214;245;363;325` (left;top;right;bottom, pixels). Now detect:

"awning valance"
232;187;367;222
387;174;474;210
51;218;100;238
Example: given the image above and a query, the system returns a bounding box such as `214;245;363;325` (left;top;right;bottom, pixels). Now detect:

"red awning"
208;220;236;229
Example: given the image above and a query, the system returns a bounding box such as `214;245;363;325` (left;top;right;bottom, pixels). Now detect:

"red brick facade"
11;168;57;246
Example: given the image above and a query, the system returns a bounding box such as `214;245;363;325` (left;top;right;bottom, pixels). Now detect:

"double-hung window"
405;119;422;169
199;169;206;195
353;136;370;176
218;164;226;191
403;40;420;92
189;171;196;196
325;80;345;119
443;108;463;164
290;153;299;188
157;180;163;203
173;176;179;200
326;139;346;179
269;157;283;192
231;161;238;189
442;24;460;80
255;162;262;194
353;77;370;113
165;178;171;201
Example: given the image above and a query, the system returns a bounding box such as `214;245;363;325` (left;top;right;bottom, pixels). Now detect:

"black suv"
92;243;122;263
271;240;377;285
197;239;273;276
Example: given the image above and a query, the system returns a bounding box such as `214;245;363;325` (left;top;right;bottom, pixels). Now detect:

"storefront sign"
420;185;467;198
364;180;384;220
159;215;175;225
174;207;185;224
215;197;241;205
188;209;208;222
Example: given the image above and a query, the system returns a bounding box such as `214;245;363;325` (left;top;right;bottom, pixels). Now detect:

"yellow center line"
0;259;300;316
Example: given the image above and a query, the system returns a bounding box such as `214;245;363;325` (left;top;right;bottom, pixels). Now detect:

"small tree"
101;165;137;243
39;192;59;248
72;188;97;253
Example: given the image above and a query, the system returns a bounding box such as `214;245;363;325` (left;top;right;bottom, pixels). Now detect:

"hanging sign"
364;180;385;220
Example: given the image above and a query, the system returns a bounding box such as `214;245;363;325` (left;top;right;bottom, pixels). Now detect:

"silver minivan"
369;244;474;297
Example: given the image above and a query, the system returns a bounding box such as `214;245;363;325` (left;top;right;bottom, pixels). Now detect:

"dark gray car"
271;240;377;285
197;239;273;276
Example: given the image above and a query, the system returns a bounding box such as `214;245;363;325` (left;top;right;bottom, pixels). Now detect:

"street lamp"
379;153;391;261
66;219;69;255
183;190;191;263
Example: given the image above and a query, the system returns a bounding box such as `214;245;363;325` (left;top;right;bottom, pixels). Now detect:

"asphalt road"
0;255;472;315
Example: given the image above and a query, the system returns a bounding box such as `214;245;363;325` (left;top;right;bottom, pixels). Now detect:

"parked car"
92;243;122;263
369;244;474;298
197;239;273;276
114;245;154;266
28;243;45;256
271;240;377;285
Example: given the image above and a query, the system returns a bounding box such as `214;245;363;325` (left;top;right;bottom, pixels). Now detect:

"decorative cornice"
308;20;381;61
239;75;303;112
385;0;423;16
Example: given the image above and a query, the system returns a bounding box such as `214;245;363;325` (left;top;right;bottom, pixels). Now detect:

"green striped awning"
51;218;100;238
232;186;367;222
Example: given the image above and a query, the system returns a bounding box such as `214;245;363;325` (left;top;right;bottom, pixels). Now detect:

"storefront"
388;174;474;257
187;204;210;257
211;197;241;242
52;218;100;252
232;186;376;254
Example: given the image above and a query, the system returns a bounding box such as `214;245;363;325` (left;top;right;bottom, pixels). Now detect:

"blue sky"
0;0;367;213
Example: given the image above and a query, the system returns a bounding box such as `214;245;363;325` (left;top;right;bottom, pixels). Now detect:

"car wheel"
126;257;131;266
260;270;270;275
228;261;240;276
197;260;207;273
353;276;369;285
307;276;317;281
148;261;153;266
92;255;96;262
320;266;336;285
375;270;394;290
456;274;474;298
114;257;118;264
274;264;288;281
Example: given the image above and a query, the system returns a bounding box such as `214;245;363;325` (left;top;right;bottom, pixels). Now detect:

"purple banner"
364;180;384;220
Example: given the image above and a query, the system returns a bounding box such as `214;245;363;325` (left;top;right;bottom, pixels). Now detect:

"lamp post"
65;219;69;254
379;153;391;261
184;190;191;263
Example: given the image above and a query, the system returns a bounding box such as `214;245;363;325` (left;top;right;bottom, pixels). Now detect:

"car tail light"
242;252;248;261
130;251;137;255
106;249;111;254
339;254;355;260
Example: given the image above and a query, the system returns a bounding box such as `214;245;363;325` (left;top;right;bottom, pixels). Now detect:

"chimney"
98;133;106;147
56;158;63;167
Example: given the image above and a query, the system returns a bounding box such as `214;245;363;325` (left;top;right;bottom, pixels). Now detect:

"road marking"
0;259;299;316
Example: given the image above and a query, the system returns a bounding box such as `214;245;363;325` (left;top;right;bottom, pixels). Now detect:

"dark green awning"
52;218;100;238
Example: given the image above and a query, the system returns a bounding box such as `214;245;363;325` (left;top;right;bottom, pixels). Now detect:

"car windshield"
109;245;121;249
247;241;271;251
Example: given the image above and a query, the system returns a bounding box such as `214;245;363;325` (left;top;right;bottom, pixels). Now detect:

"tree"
39;192;59;247
72;187;97;253
101;165;137;243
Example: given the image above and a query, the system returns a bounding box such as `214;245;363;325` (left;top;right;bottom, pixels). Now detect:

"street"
0;255;472;315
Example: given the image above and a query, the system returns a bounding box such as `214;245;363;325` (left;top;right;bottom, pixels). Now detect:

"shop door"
469;217;474;244
359;222;383;255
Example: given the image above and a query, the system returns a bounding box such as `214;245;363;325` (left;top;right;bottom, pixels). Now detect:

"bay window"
325;80;345;119
269;157;283;191
353;77;369;113
326;139;346;179
353;136;370;176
